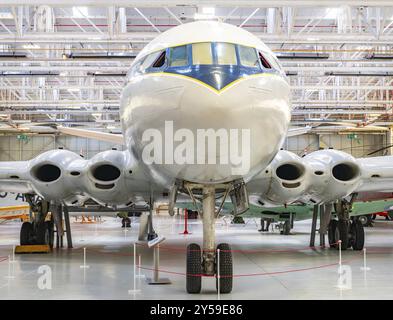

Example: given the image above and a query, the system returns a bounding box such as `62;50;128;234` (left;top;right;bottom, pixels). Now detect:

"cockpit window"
127;42;280;83
152;51;166;68
238;45;259;67
141;50;164;70
259;52;272;69
215;43;237;65
266;53;282;71
192;42;213;65
169;45;188;67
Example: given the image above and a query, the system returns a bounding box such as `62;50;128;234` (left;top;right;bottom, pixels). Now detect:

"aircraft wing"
248;149;393;206
57;126;125;145
286;126;311;137
0;148;154;208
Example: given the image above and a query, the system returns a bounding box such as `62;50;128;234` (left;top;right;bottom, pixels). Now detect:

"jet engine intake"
32;163;61;183
91;164;121;184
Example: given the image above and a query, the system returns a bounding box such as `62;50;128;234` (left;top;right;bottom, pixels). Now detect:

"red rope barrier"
136;252;362;278
134;241;341;254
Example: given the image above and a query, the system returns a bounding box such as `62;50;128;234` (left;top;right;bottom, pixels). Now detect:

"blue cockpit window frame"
130;42;280;78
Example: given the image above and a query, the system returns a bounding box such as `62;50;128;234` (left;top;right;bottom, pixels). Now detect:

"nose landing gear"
185;184;234;294
186;242;233;294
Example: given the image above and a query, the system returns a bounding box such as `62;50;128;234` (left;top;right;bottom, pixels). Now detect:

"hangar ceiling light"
365;53;393;60
194;7;216;20
72;7;88;18
325;71;393;76
0;52;26;58
0;71;59;76
277;53;329;59
66;53;137;59
22;44;40;50
324;8;340;19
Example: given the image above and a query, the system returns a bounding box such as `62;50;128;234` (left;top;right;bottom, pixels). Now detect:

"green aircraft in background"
178;192;393;235
241;196;393;235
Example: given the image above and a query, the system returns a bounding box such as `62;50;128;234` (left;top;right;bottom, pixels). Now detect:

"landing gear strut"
280;220;291;235
259;218;272;232
328;197;364;251
20;195;54;248
186;185;233;294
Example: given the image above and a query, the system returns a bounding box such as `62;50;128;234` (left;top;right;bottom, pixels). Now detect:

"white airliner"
1;21;393;294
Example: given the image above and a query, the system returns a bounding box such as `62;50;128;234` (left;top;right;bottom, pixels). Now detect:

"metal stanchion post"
180;209;192;235
335;240;351;290
9;245;16;263
136;254;145;279
338;240;342;271
129;243;141;294
217;248;220;300
147;242;171;285
4;256;15;280
360;248;371;271
80;247;90;269
154;245;159;282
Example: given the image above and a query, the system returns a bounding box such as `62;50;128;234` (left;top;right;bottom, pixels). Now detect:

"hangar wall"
0;134;125;161
0;133;386;161
284;133;387;158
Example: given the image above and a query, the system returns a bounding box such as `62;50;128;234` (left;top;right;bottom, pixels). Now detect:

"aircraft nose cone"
123;72;291;185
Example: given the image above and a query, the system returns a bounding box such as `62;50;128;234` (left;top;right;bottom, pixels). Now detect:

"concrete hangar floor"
0;215;393;300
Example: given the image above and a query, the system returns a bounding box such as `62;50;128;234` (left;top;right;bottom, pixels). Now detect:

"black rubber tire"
358;215;373;227
328;220;338;248
36;222;50;245
281;221;291;235
188;211;198;219
351;220;365;250
216;243;233;294
20;222;33;245
231;216;245;224
186;243;202;294
122;217;131;228
335;220;350;250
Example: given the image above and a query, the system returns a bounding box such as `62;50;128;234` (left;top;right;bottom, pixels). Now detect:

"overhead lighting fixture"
65;52;136;59
325;71;393;76
276;53;329;59
0;52;27;58
0;71;59;76
285;71;298;76
194;7;216;20
22;43;40;50
72;6;88;18
87;72;127;77
365;53;393;60
0;12;14;19
324;8;340;19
